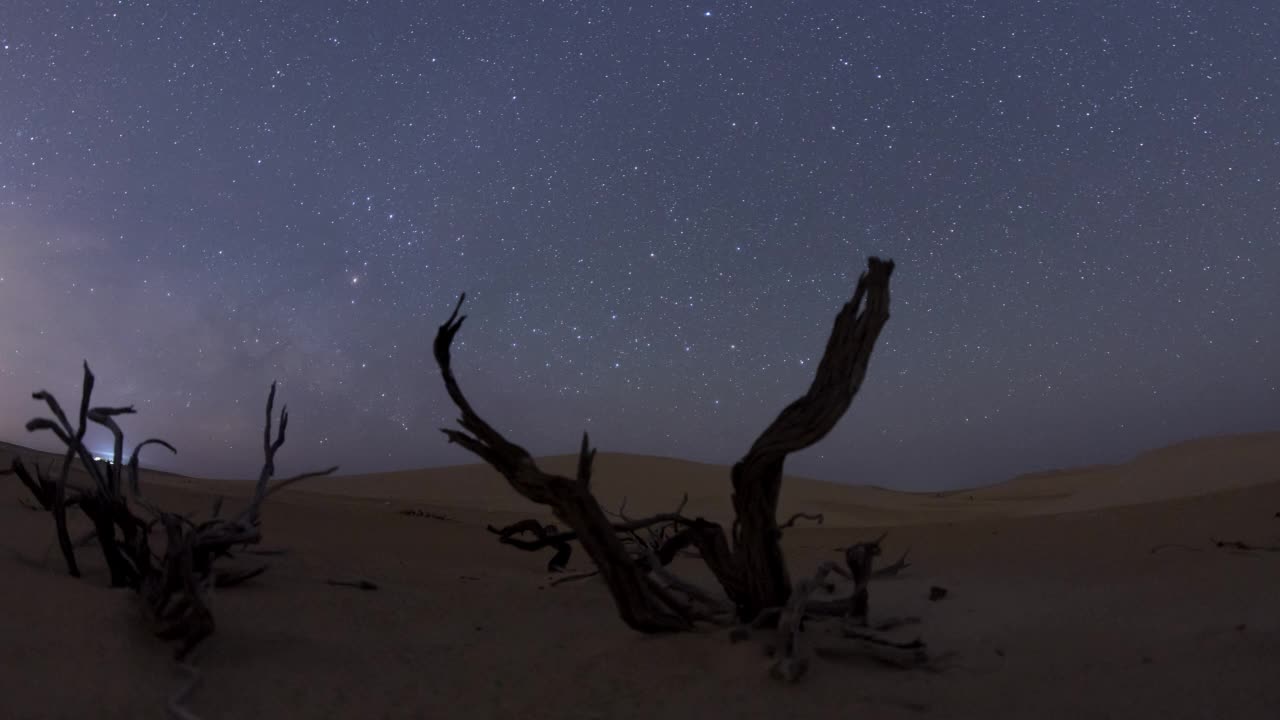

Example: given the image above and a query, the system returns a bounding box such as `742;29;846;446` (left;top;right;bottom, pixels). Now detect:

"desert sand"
2;431;1279;719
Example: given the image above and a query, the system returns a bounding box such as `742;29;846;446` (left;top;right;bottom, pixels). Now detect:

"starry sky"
1;1;1277;490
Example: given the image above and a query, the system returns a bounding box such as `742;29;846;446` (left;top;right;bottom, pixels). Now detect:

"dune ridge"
6;431;1278;526
251;430;1280;525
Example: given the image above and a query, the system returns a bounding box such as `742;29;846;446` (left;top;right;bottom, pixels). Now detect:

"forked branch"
430;257;904;677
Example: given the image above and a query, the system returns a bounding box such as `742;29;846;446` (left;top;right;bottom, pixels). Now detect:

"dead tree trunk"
728;258;894;617
432;256;894;626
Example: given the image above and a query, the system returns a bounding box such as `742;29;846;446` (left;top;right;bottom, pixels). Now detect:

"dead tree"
432;256;896;632
16;362;337;660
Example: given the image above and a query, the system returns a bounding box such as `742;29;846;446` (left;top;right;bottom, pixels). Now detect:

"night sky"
1;2;1277;490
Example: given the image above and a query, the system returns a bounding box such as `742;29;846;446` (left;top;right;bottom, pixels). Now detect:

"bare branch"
28;362;111;494
433;293;546;499
487;519;575;571
51;450;81;578
248;381;282;520
843;536;883;625
259;466;341;503
779;512;824;530
10;458;52;509
839;625;927;653
87;405;137;496
398;508;454;521
872;549;912;579
436;294;694;631
488;510;705;551
576;432;596;490
237;381;337;528
127;438;177;500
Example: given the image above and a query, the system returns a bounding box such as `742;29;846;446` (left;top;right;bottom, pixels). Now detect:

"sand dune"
963;431;1280;512
2;431;1278;719
268;430;1280;525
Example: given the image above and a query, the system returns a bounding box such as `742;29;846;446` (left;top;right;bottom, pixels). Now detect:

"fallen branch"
840;625;927;652
167;661;203;720
549;570;600;586
326;579;379;591
763;555;929;680
779;512;824;530
214;565;267;588
399;509;455;521
770;561;841;682
816;624;930;670
1212;538;1280;553
487;519;575;572
1150;537;1280;555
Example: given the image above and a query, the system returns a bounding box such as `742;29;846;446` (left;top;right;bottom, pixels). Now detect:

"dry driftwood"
739;533;927;680
768;561;843;681
432;257;915;676
729;526;920;676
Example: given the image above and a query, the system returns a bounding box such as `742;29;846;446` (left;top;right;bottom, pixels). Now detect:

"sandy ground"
2;432;1278;719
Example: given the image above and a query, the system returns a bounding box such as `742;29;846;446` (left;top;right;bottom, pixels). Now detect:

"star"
0;1;1272;490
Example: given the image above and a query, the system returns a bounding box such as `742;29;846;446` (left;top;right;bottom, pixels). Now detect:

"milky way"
1;2;1277;488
